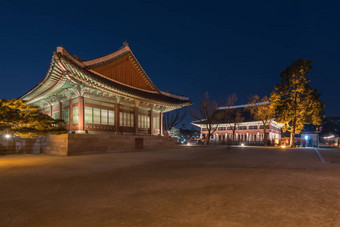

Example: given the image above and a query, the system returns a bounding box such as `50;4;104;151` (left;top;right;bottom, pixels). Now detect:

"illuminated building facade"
21;43;191;135
192;104;282;144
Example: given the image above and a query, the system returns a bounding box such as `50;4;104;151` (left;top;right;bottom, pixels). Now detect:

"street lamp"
4;134;12;154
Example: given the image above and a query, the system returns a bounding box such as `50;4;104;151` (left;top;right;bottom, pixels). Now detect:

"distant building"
20;43;192;135
191;104;282;144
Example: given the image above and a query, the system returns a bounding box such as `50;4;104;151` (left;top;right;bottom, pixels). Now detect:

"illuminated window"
108;111;115;125
62;109;69;124
153;117;160;130
138;115;150;128
72;106;79;124
101;109;108;125
52;112;59;120
85;107;93;124
119;112;134;127
93;108;101;124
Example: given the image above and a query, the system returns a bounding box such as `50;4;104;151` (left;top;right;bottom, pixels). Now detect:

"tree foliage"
246;95;274;146
270;59;324;146
0;99;66;138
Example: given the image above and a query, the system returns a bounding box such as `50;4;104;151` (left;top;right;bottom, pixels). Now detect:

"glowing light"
4;134;11;139
187;143;191;146
241;143;245;147
281;145;286;148
304;136;309;140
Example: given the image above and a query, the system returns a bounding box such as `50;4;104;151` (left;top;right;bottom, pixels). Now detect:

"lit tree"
270;59;324;147
0;99;66;138
246;95;274;146
190;92;223;145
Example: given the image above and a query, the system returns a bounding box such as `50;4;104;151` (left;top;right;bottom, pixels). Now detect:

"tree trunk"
292;92;297;147
232;131;235;144
263;127;267;146
290;132;295;147
206;131;211;145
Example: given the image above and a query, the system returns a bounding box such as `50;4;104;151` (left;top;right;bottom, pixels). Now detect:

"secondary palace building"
21;43;191;135
192;104;282;144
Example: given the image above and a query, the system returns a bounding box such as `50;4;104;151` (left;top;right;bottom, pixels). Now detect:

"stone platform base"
1;134;177;156
43;134;177;156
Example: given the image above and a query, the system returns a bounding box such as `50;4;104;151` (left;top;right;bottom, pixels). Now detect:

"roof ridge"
218;102;270;110
82;44;131;66
56;46;85;68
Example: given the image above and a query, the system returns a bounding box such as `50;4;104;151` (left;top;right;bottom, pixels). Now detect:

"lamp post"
4;134;11;154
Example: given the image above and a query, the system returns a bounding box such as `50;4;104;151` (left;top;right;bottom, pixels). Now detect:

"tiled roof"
60;52;191;105
56;45;191;106
21;44;192;107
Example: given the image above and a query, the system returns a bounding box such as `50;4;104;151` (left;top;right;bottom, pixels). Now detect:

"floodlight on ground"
281;145;286;149
241;143;245;147
187;143;191;146
4;134;11;139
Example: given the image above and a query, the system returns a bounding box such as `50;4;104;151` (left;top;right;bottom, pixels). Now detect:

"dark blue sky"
1;0;340;126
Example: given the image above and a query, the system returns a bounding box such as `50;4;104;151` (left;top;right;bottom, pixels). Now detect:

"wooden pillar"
150;110;153;135
59;102;62;120
78;96;84;131
115;104;119;133
160;112;163;136
50;105;53;118
134;107;138;134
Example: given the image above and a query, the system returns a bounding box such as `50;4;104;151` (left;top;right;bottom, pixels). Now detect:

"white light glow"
241;143;245;147
4;134;11;139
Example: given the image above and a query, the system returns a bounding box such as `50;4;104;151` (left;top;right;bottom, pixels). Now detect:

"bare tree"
163;110;186;136
190;92;223;145
229;110;244;144
222;94;244;144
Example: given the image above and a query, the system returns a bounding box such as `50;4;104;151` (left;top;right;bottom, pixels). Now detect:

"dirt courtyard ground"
0;146;339;227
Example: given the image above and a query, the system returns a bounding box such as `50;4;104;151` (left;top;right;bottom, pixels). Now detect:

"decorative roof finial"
123;41;129;46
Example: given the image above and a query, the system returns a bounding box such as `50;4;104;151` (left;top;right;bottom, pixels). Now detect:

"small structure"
21;43;192;135
300;132;320;148
192;104;282;144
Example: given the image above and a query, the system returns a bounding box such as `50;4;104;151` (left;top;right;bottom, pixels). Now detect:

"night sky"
1;1;340;127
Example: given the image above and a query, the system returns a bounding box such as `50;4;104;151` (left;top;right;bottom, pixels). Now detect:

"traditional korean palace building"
192;104;282;144
21;43;191;135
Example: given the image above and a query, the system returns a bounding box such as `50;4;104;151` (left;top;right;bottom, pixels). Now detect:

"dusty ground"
0;146;339;227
